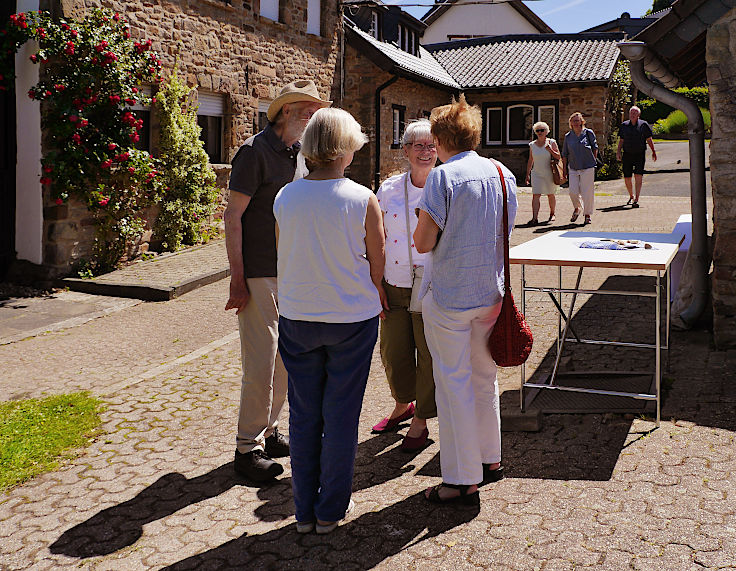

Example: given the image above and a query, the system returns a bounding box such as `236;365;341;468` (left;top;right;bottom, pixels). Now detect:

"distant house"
421;0;553;44
344;3;624;187
582;9;671;36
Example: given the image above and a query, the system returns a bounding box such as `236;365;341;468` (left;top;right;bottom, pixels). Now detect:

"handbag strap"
403;172;415;278
490;159;511;294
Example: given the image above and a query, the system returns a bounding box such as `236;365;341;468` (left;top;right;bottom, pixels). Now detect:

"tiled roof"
426;34;624;89
346;22;461;89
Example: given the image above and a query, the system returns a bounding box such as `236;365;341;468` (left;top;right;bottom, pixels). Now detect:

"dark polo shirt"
619;119;653;154
229;124;302;278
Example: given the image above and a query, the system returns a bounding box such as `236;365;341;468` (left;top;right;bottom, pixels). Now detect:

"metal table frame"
510;231;684;427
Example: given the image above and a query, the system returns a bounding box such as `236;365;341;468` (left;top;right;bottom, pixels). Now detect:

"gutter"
618;41;709;328
374;75;399;191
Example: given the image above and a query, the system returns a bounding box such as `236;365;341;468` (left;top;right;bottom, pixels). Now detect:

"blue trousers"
278;316;379;523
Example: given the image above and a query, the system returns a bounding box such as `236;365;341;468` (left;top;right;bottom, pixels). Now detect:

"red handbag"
487;160;533;367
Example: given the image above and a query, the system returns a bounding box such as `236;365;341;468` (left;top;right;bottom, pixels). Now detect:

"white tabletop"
509;231;684;271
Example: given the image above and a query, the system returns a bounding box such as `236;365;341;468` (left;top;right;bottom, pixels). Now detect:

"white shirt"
376;172;428;288
273;177;382;323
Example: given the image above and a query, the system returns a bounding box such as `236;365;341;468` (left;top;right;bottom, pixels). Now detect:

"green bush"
596;141;623;181
637;87;709;124
652;108;711;135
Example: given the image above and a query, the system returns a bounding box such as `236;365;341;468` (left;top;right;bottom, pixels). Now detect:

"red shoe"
400;427;429;452
371;403;415;433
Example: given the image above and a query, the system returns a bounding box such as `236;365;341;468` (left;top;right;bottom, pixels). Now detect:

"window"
307;0;320;36
370;11;379;39
397;25;416;55
391;105;405;148
538;105;556;139
507;104;534;144
130;85;153;153
260;0;279;22
485;107;502;145
482;101;558;146
257;100;271;132
197;91;225;163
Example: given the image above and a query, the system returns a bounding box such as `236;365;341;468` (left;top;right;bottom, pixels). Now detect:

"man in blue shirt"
616;106;657;208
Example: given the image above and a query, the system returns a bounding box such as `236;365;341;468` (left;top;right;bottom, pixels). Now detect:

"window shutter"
197;92;225;116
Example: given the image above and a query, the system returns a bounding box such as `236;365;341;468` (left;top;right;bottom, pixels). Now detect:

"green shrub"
596;141;623;181
652;108;711;135
637;87;709;124
153;67;219;251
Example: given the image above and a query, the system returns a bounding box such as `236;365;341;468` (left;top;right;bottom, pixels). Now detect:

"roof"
426;33;624;89
634;0;730;86
422;0;554;34
582;9;670;35
345;21;461;90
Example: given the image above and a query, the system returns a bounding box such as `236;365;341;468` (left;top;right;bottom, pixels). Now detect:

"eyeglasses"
535;129;547;133
409;143;436;152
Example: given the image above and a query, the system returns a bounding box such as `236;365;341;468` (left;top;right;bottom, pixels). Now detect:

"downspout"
618;41;709;328
374;75;399;191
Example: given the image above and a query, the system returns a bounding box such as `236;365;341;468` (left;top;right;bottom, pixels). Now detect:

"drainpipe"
618;41;709;328
374;75;399;191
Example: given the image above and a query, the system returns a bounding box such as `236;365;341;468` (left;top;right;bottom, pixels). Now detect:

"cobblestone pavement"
1;192;734;570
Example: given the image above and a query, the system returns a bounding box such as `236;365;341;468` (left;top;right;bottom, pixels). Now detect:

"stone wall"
706;7;736;348
40;0;340;276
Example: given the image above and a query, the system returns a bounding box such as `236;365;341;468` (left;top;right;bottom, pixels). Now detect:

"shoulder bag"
404;173;424;313
487;160;533;367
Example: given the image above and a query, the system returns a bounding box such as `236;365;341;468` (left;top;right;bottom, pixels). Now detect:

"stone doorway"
0;4;17;279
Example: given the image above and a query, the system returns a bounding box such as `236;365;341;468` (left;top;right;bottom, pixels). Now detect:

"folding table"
509;231;684;426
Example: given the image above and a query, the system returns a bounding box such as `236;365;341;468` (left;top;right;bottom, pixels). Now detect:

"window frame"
482;100;559;148
484;106;502;146
370;11;380;40
391;104;406;149
506;104;535;145
537;105;557;139
196;91;226;164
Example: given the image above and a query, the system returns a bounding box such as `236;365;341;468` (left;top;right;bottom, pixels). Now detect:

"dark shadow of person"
50;430;427;558
163;492;480;570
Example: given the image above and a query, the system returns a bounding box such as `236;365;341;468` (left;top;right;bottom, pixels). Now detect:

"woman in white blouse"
371;120;437;452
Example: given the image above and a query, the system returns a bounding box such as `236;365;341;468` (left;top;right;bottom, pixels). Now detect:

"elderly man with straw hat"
225;80;331;482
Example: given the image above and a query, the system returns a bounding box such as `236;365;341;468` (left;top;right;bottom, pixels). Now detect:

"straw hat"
267;80;332;122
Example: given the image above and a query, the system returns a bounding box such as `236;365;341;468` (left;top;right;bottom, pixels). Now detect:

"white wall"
15;0;43;265
422;0;542;45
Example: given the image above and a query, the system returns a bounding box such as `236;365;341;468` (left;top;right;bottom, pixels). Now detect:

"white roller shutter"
197;91;225;116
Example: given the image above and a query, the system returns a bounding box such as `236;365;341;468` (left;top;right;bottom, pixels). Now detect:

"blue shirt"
561;128;598;171
417;151;517;311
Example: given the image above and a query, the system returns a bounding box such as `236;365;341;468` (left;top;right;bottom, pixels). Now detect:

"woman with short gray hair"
524;121;559;225
371;119;437;452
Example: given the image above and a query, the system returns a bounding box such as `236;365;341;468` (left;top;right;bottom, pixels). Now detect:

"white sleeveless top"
273;177;382;323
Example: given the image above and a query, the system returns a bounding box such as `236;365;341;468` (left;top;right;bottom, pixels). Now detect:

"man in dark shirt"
617;106;657;208
224;80;330;482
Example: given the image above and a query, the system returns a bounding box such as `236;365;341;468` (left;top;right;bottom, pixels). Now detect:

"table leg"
656;270;661;427
520;264;526;412
666;267;671;372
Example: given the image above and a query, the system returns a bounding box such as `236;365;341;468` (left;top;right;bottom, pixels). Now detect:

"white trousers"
568;167;595;217
422;290;503;485
236;277;288;454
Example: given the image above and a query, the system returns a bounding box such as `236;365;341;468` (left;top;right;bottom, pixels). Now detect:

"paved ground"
1;168;734;570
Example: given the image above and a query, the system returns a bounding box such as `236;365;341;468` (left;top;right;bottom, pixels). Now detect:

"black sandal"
425;483;480;506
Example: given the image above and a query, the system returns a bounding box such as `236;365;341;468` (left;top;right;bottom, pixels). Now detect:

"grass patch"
0;392;104;491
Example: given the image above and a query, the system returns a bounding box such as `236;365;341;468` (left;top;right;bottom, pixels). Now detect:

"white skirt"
531;167;558;195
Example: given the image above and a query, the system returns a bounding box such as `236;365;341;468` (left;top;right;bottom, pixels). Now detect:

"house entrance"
0;4;17;278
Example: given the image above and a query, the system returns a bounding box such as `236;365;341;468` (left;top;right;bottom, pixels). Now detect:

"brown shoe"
400;428;429;452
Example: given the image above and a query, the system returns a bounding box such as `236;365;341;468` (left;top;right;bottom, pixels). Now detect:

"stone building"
3;0;340;278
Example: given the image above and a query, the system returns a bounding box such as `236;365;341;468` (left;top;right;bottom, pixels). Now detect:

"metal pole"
656;270;661;427
520;263;526;412
549;267;583;386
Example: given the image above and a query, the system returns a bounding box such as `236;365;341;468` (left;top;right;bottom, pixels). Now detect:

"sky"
393;0;659;33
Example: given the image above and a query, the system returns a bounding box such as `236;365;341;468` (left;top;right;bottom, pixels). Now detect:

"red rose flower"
70;30;78;38
107;143;117;151
54;84;65;92
109;95;121;105
55;198;63;205
69;115;79;123
71;133;82;144
129;133;140;143
43;165;53;173
99;197;109;206
27;89;35;99
101;159;113;169
64;42;75;55
79;119;88;128
128;167;135;174
39;177;51;185
29;54;37;63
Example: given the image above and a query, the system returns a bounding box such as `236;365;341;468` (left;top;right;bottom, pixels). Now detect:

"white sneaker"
315;499;355;535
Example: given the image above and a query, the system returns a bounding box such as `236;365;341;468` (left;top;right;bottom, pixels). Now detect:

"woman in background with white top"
524;121;559;225
273;108;387;534
371;120;437;452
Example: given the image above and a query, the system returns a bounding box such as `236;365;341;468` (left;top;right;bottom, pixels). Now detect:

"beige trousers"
236;277;288;454
568;167;596;217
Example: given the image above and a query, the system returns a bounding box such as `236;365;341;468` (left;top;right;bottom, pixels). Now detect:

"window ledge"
201;0;238;12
